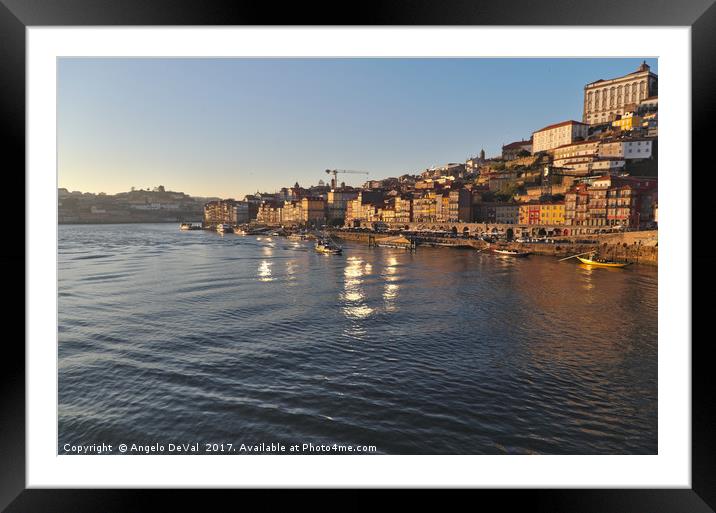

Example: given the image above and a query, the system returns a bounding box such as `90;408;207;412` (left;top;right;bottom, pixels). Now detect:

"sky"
58;57;658;199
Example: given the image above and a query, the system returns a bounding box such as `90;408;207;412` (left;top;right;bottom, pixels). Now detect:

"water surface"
58;223;657;454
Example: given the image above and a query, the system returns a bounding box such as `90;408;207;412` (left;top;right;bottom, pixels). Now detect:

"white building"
555;158;626;176
583;61;658;125
599;139;654;159
532;120;588;154
551;140;601;167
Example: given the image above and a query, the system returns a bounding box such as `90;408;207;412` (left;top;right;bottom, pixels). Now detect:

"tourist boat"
179;223;192;230
576;255;630;268
315;238;342;255
491;248;531;257
216;223;233;234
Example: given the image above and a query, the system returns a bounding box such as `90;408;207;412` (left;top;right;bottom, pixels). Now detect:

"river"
58;223;657;454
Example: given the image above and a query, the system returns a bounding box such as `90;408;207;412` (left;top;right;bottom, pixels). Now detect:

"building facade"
532;120;588;154
326;190;359;223
234;201;250;224
538;202;566;225
565;175;657;229
300;197;327;225
598;139;654;159
256;200;282;225
204;199;238;226
448;188;473;222
583;61;658;125
281;200;302;226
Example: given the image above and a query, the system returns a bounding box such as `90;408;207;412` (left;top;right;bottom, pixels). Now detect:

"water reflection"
285;260;297;283
578;264;596;291
342;256;373;320
258;260;273;282
383;256;399;312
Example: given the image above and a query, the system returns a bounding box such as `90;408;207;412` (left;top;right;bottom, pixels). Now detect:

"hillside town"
203;62;658;238
61;62;658;240
58;185;208;224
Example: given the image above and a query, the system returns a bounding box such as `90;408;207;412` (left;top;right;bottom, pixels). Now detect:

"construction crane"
325;169;369;189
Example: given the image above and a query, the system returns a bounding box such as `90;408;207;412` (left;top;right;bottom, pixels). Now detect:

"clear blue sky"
58;57;657;199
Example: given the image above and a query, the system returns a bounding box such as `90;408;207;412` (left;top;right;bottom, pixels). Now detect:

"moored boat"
216;223;233;234
490;248;531;257
179;223;192;231
576;256;630;268
315;238;342;254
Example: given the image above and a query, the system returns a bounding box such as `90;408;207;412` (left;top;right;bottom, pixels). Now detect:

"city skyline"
58;57;658;199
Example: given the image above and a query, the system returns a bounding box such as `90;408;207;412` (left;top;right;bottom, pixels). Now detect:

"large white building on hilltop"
583;61;658;125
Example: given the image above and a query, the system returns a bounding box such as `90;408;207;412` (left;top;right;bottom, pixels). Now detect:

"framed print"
2;0;714;510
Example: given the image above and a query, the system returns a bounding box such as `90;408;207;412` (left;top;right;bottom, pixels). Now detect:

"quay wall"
333;230;658;266
380;221;656;240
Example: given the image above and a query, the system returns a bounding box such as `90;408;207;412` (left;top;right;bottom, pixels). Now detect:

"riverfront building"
564;175;657;229
256;200;282;225
326;189;359;223
583;61;658;125
281;200;303;226
204;199;240;226
301;197;327;225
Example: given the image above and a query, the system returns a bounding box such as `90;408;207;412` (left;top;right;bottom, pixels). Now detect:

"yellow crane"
325;169;369;189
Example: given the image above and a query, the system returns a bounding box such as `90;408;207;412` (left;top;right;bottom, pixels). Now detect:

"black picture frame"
1;0;712;510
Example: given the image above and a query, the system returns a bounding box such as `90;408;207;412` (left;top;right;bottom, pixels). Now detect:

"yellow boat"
576;256;630;268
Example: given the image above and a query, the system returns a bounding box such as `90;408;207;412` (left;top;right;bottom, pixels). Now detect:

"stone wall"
333;230;658;266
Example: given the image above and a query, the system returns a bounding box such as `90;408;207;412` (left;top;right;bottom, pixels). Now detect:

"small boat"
315;238;342;254
216;223;233;234
491;248;530;257
179;223;192;231
576;256;630;268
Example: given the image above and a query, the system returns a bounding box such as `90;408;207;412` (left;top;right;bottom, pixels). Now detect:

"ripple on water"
57;224;658;454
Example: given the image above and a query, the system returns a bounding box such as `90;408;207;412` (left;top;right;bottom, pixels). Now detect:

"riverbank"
333;230;658;266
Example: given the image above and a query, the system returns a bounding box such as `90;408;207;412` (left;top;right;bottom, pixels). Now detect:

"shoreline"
58;221;658;266
332;230;658;266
